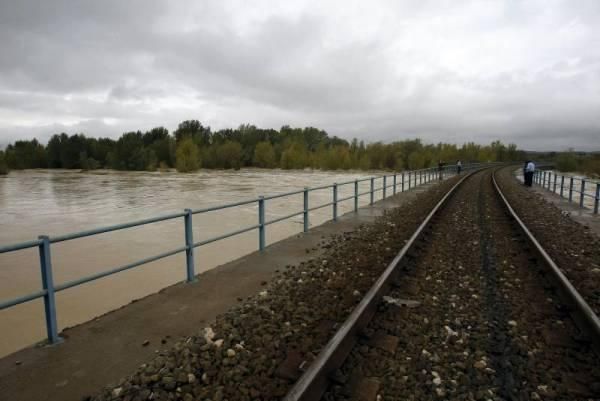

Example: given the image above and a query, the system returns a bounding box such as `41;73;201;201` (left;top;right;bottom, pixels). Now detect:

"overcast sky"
0;0;599;151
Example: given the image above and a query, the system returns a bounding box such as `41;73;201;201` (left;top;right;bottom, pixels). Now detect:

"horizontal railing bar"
308;184;334;191
265;211;305;226
337;194;356;203
308;202;335;212
193;224;261;248
190;198;258;214
262;189;305;201
335;179;359;186
55;246;188;292
1;164;481;255
0;289;47;310
0;239;43;254
51;211;186;243
357;190;372;197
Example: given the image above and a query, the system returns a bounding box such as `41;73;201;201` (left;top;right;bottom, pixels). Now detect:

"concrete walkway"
0;181;441;401
530;183;600;237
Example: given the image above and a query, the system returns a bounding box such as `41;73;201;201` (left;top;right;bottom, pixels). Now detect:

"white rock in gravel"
204;327;216;342
259;290;268;297
474;360;487;369
297;279;303;284
226;349;236;357
436;388;445;396
187;373;196;383
422;349;431;358
213;339;224;348
112;388;122;397
353;290;361;296
444;326;458;339
234;342;245;350
322;260;328;265
508;320;517;327
433;377;442;386
432;371;439;377
202;372;209;383
531;392;541;400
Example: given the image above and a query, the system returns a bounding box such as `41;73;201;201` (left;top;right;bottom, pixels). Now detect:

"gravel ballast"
89;178;461;401
323;169;600;401
496;167;600;315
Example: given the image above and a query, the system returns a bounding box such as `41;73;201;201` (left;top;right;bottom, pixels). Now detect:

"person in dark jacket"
524;160;535;187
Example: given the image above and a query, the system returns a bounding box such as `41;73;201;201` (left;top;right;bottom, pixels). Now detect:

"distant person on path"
524;160;535;187
438;160;444;180
456;160;462;175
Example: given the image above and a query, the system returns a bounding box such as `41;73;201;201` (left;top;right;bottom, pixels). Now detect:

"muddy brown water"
0;168;396;357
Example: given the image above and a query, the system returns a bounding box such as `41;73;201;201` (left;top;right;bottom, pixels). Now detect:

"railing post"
401;172;405;192
560;175;565;198
303;188;309;232
383;176;387;199
569;177;574;202
543;171;546;189
580;179;586;208
38;235;62;344
258;196;265;251
553;173;557;193
354;180;358;212
370;177;374;205
184;209;196;282
393;173;397;195
419;170;422;185
407;172;411;190
594;183;599;214
333;183;338;221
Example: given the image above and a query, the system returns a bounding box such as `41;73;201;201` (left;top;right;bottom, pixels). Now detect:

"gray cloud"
0;0;599;151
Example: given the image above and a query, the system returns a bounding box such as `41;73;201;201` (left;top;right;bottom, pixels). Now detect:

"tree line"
0;120;524;174
535;150;600;177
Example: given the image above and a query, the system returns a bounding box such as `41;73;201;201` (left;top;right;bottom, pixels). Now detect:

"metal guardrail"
532;169;600;213
0;163;486;346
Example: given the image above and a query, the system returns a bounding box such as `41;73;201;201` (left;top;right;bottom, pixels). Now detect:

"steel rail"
282;168;481;401
492;169;600;353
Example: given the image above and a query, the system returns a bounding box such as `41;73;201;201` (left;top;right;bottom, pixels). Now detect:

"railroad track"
284;167;600;401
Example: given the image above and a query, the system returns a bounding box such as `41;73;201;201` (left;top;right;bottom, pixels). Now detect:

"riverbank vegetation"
2;120;523;173
553;151;600;177
0;150;8;175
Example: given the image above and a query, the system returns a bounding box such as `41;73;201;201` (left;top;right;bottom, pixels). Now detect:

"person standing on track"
456;160;462;175
524;160;535;187
438;160;444;180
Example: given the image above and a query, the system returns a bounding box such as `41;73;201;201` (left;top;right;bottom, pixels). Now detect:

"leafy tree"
253;141;276;168
0;150;8;174
174;120;211;146
556;151;578;172
175;138;200;172
215;141;243;169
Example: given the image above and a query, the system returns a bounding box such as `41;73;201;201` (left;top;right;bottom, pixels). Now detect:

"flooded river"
0;168;389;357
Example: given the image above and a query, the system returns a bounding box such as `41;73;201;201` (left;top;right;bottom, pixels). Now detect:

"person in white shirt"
524;160;535;186
456;160;462;174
